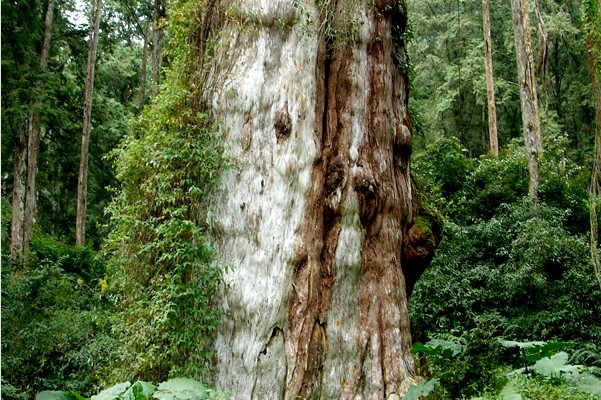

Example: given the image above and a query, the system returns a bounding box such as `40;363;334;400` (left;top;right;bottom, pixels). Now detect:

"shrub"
1;235;109;397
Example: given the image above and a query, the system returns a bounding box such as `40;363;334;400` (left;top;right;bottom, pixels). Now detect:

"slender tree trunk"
482;0;498;157
150;0;164;97
533;0;549;135
23;0;55;253
139;20;150;106
584;0;601;289
207;1;434;398
76;0;102;247
511;0;543;200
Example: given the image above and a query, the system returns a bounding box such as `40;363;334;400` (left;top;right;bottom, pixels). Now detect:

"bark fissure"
286;2;417;398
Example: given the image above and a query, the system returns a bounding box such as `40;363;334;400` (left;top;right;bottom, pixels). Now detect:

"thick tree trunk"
76;0;102;247
208;1;426;398
23;0;55;253
511;0;543;200
482;0;498;157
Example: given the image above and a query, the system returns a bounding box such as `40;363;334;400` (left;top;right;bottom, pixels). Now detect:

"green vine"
101;0;226;384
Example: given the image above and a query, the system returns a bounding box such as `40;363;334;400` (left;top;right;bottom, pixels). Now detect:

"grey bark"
511;0;543;200
76;0;102;247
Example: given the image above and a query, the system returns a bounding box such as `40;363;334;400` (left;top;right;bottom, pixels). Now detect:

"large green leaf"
91;382;132;400
576;374;601;395
123;381;156;400
532;351;581;382
411;339;462;359
35;391;82;400
402;378;440;400
152;378;209;400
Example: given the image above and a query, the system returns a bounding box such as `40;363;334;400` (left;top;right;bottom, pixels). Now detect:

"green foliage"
403;379;440;400
101;0;226;385
413;319;508;399
32;378;228;400
411;137;600;343
1;235;110;398
410;135;601;398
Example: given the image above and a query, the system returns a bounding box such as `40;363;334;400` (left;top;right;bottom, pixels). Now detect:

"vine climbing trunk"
206;1;434;398
511;0;543;201
76;0;102;247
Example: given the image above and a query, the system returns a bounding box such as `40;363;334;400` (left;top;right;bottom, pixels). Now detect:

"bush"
1;235;109;398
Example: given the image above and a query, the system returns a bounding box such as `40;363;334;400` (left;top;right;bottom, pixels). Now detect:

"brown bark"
482;0;498;157
76;0;102;247
511;0;543;200
286;2;419;398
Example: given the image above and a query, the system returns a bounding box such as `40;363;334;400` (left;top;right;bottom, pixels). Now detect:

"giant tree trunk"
208;1;425;398
511;0;543;200
482;0;498;157
76;0;102;247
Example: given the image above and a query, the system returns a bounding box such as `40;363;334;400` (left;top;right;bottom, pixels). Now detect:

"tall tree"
482;0;498;156
150;0;164;96
511;0;543;200
23;0;55;253
203;1;434;397
139;20;150;105
10;0;55;258
76;0;103;247
584;0;601;289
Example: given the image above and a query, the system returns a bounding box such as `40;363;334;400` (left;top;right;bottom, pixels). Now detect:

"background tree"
482;0;499;156
583;0;601;289
3;1;53;256
76;0;103;247
511;0;543;199
22;0;56;257
149;0;164;96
